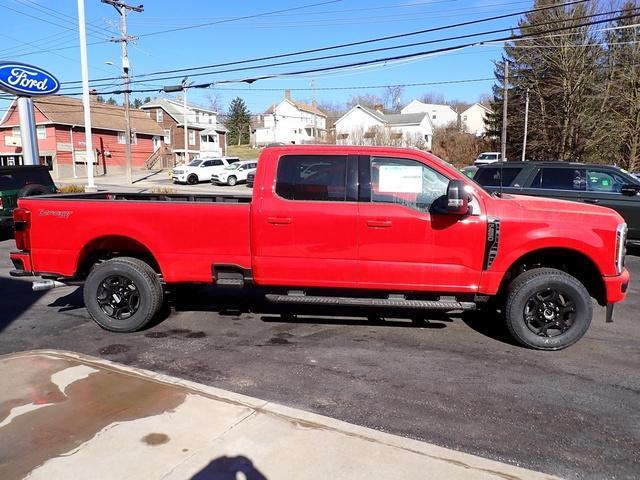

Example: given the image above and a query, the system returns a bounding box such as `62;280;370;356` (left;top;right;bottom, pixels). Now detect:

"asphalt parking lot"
0;236;638;479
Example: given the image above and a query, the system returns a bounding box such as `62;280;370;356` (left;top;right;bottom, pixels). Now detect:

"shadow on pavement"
170;285;456;331
461;310;519;347
0;276;45;333
191;455;267;480
48;287;84;312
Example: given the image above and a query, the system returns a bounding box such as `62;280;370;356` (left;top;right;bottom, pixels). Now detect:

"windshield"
188;159;203;167
477;153;497;160
224;163;241;170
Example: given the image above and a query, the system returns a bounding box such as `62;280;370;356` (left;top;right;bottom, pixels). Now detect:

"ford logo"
0;62;60;97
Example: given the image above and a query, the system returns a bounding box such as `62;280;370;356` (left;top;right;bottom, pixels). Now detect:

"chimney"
284;89;291;100
374;104;384;114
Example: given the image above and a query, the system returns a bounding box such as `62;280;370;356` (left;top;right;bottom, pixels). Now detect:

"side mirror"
621;184;640;196
446;179;471;215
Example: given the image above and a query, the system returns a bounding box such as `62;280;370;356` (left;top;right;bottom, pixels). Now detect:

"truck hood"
501;193;623;221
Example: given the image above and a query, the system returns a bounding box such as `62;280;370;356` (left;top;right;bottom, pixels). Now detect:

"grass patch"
227;144;262;160
57;184;85;193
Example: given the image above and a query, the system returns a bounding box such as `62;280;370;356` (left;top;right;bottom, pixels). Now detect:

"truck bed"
18;192;253;283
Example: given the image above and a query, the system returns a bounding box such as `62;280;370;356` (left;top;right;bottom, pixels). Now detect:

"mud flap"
606;304;615;323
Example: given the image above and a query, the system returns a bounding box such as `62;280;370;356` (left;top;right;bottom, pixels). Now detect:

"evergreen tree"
226;97;251;145
486;0;601;161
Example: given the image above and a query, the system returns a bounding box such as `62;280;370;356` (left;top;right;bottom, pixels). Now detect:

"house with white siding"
461;103;492;136
334;104;433;149
254;90;327;146
401;100;458;128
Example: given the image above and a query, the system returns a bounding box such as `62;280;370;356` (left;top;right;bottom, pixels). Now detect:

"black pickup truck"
474;161;640;245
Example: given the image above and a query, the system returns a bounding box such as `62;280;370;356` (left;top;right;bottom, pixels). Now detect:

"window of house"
131;133;137;145
11;127;20;136
164;129;171;144
195;112;200;123
276;155;347;202
370;157;449;211
156;110;163;123
117;132;126;144
36;126;46;139
432;114;436;119
189;130;196;145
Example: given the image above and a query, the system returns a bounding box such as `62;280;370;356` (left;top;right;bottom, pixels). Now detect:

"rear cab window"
276;155;347;201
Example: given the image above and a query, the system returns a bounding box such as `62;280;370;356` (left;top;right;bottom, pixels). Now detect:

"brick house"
140;97;227;167
0;95;165;179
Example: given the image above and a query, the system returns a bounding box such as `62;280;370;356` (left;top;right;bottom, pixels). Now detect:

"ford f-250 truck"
10;146;630;350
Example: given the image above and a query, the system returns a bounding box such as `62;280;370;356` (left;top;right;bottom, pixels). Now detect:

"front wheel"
83;257;163;332
227;176;237;186
504;268;592;350
187;174;198;185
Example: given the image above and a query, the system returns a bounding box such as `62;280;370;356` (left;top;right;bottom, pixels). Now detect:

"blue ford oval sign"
0;62;60;97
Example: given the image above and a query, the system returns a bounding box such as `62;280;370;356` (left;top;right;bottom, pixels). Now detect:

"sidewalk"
56;169;169;192
0;350;558;480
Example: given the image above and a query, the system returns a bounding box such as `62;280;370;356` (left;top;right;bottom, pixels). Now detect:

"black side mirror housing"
446;179;471;215
621;184;640;196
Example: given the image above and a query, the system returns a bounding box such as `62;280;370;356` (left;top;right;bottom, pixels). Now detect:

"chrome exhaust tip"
32;280;66;292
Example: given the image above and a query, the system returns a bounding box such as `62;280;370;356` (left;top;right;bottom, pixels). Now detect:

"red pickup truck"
10;146;630;350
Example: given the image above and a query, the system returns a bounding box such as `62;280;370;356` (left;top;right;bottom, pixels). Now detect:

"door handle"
583;199;599;204
267;216;292;225
366;219;392;228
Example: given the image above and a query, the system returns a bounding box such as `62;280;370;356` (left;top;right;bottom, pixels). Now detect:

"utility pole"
521;87;530;162
102;0;143;184
77;0;95;191
501;60;509;162
183;79;189;164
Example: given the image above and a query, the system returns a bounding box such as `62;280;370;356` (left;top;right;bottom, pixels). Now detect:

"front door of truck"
357;155;485;293
252;153;359;288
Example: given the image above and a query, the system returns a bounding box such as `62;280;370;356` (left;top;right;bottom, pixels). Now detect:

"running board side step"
265;294;476;310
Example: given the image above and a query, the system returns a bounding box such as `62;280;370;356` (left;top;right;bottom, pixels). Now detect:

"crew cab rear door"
357;155;486;292
251;153;359;288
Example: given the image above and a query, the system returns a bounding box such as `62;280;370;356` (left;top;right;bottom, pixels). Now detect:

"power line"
63;5;627;91
61;0;590;86
6;0;344;59
46;11;640;99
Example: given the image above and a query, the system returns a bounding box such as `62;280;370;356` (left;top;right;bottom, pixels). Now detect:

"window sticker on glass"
378;165;423;193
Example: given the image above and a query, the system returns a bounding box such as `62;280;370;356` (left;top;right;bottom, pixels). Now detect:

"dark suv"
474;161;640;245
0;166;57;233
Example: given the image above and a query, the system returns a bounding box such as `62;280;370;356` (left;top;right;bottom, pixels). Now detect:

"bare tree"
383;86;405;112
418;91;446;104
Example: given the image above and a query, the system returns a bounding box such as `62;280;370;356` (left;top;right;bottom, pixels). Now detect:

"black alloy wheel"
96;274;141;320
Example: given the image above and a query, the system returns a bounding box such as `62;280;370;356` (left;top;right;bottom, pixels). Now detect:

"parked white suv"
473;152;503;166
211;160;258;186
172;157;240;184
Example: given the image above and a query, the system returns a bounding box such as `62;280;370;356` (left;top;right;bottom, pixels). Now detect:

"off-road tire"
187;174;198;185
83;257;163;333
227;176;237;186
505;268;592;350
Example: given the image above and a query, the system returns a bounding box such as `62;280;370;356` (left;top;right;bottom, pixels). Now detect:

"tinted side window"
201;160;213;167
227;158;240;164
532;168;585;190
276;155;347;201
370;157;448;211
587;169;625;193
474;167;522;187
0;169;54;188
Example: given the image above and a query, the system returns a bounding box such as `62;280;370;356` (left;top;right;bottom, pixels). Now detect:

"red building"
0;95;165;179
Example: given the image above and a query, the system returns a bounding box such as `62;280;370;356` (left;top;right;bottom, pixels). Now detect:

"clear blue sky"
0;0;525;115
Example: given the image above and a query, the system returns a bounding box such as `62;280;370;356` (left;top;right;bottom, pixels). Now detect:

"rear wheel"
227;176;237;186
83;257;163;332
18;183;49;197
187;174;198;185
504;268;592;350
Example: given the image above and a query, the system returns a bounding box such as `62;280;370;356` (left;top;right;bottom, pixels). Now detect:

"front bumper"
604;268;630;304
9;250;34;277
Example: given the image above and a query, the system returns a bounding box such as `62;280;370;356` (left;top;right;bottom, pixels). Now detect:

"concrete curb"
3;349;559;480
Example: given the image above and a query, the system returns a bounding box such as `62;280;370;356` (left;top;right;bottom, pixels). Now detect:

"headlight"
615;223;627;274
